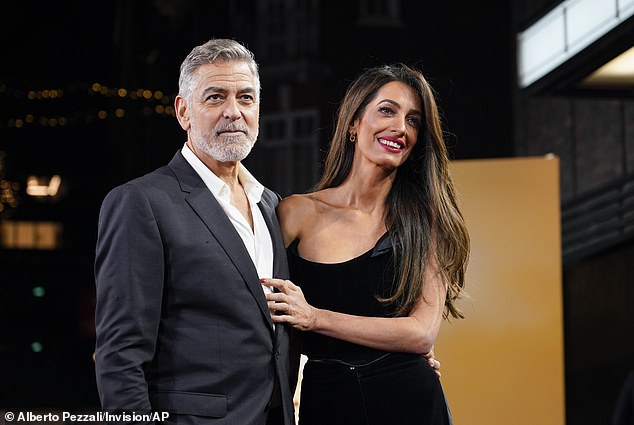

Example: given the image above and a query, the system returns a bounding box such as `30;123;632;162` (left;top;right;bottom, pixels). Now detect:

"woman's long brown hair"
315;64;470;319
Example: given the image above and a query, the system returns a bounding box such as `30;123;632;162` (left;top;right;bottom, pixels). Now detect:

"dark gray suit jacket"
95;151;294;425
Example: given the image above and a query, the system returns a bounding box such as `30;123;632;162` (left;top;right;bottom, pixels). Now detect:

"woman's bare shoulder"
277;192;324;245
284;189;337;208
280;193;313;213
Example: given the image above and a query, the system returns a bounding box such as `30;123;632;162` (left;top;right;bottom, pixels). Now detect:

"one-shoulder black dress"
288;233;453;425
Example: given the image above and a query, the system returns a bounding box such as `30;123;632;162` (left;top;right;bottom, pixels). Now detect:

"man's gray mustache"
216;125;249;135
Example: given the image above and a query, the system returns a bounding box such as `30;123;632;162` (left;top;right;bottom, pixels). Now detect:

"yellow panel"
437;156;565;425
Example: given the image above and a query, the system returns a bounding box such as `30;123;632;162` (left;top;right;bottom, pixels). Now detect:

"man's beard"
191;122;257;162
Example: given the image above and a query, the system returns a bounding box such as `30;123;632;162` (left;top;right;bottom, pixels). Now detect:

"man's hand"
424;346;441;377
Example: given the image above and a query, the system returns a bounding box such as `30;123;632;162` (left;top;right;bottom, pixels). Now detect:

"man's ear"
175;96;190;131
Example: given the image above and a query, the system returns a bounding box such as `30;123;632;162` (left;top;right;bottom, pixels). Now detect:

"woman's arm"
261;258;446;355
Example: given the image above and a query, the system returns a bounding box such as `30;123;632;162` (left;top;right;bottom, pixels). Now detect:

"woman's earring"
349;134;356;143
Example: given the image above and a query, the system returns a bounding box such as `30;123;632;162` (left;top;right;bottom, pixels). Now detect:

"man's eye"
241;95;254;101
206;94;221;101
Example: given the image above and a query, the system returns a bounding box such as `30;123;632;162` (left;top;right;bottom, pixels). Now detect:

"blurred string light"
0;151;20;216
0;81;177;130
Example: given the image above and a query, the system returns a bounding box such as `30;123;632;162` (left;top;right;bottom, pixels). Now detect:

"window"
257;109;320;195
358;0;402;26
257;0;320;60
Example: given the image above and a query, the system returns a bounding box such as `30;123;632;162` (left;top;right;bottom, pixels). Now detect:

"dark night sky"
2;3;114;84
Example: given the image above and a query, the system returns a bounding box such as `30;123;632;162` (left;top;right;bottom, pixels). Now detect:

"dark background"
1;1;633;424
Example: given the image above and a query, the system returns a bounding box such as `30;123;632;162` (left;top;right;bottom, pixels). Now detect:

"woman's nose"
391;114;406;134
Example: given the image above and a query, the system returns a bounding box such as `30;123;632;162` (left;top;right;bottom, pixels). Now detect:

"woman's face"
350;81;422;172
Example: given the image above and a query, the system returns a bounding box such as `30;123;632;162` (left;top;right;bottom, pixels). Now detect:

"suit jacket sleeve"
94;182;164;412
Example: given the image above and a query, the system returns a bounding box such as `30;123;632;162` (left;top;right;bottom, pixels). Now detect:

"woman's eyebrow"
377;98;422;114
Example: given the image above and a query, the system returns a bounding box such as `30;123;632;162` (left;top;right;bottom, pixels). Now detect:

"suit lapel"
258;190;291;344
169;152;274;330
258;190;289;281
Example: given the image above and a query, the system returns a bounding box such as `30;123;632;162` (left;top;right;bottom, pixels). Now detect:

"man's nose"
223;98;241;121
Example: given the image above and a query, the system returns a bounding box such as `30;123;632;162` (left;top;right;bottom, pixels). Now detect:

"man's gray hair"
178;38;260;101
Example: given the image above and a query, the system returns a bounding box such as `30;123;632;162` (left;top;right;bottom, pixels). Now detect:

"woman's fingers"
262;278;314;330
261;278;301;293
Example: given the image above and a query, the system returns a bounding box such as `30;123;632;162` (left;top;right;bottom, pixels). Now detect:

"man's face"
177;61;260;162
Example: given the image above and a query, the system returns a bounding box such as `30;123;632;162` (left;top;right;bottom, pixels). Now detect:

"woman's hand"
261;278;317;331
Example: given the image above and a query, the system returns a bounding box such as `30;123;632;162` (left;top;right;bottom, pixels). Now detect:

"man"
94;38;294;425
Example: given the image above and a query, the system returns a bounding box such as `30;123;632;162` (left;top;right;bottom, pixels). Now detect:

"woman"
261;63;470;425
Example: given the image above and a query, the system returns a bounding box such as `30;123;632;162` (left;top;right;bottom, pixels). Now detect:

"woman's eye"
379;106;394;114
407;117;422;127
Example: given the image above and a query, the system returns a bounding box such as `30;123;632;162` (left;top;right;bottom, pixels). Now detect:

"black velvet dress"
288;233;453;425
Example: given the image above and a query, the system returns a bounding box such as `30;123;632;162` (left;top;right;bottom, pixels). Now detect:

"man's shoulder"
260;186;282;207
103;163;175;199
